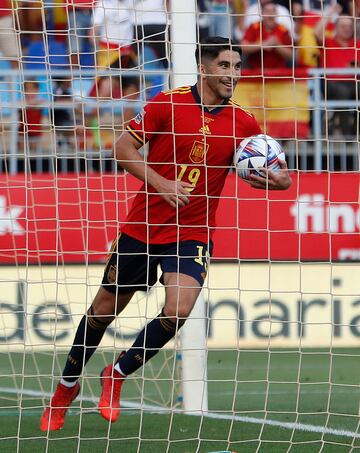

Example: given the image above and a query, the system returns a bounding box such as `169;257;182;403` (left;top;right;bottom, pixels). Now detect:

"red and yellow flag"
233;70;310;138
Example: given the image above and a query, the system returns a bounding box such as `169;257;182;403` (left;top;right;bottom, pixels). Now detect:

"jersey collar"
191;84;229;115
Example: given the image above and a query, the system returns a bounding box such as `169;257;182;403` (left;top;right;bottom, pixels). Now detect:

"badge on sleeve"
134;109;146;124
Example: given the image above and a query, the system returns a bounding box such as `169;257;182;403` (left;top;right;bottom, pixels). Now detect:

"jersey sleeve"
238;109;262;136
126;91;169;145
249;114;262;135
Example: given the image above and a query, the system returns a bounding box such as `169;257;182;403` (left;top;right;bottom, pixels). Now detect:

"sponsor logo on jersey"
199;124;211;135
189;140;209;164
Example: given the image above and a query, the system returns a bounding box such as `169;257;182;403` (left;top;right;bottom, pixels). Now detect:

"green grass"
1;349;360;452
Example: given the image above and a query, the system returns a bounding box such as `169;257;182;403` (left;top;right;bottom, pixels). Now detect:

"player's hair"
195;36;242;64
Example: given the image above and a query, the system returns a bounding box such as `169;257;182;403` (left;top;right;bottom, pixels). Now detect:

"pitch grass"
1;349;360;452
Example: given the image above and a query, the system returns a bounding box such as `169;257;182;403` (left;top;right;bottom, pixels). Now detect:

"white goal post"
171;0;208;414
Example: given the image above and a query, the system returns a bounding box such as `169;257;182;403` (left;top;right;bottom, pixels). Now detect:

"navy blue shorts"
101;233;213;294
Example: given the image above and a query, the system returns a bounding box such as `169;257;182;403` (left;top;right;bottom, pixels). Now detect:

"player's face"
202;50;241;100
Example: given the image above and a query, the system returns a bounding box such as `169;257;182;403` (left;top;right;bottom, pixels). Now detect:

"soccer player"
40;36;291;431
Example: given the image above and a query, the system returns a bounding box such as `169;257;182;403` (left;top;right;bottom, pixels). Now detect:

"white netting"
0;0;359;451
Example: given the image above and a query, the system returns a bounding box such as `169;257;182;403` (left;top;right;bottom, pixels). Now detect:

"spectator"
292;1;319;68
87;74;140;149
89;71;122;98
304;0;332;11
242;1;293;72
207;0;233;39
120;75;140;123
292;1;339;68
349;0;360;40
18;80;46;151
91;0;136;70
0;0;20;68
133;0;169;68
52;77;76;148
315;8;359;136
233;0;246;41
241;0;293;39
67;0;95;67
17;1;44;51
197;0;210;41
89;71;139;110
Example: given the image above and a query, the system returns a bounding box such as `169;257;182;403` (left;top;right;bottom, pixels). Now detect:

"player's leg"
61;287;133;384
40;233;139;431
114;240;210;376
99;273;201;423
99;241;210;423
114;272;201;376
40;287;134;432
96;235;160;421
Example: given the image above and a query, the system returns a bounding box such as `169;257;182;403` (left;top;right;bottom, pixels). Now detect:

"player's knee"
88;304;115;327
90;288;118;325
162;306;190;325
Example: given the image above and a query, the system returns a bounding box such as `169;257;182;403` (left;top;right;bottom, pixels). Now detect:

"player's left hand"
248;159;292;190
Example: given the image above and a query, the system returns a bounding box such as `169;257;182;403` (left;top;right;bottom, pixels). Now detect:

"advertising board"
1;173;359;263
1;263;359;350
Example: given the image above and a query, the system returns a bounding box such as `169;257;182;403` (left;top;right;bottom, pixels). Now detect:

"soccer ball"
234;134;285;181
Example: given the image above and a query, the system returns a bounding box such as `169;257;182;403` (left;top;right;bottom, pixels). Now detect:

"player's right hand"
154;178;193;208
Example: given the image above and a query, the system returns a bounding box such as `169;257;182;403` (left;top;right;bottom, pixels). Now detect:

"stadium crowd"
8;0;359;70
0;0;358;157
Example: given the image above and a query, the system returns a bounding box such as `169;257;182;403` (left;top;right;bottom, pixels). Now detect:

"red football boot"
99;364;125;422
40;382;80;431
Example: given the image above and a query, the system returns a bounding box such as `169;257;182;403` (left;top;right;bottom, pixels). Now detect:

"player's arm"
248;159;292;190
114;131;193;208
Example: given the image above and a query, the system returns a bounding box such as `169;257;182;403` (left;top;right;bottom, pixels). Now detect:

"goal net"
1;0;360;451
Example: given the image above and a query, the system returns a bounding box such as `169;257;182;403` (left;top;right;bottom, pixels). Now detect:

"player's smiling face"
202;50;241;101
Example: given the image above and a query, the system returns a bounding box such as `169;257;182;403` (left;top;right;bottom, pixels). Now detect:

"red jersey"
243;22;292;71
123;85;261;244
320;37;360;78
0;0;11;17
19;108;43;137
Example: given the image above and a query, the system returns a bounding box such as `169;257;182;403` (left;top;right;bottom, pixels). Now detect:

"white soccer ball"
234;134;285;181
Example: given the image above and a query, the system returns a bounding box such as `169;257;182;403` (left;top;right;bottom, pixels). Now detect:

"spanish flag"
296;11;334;68
233;70;310;139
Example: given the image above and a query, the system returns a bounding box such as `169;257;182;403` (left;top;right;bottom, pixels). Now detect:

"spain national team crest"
189;140;209;164
107;265;117;284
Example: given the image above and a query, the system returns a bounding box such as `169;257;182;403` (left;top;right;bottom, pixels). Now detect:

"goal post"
170;0;209;414
170;0;197;87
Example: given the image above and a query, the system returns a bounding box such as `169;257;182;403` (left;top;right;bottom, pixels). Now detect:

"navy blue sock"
117;310;184;376
62;307;109;382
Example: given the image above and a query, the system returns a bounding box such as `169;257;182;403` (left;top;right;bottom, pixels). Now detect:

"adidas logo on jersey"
199;125;211;135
